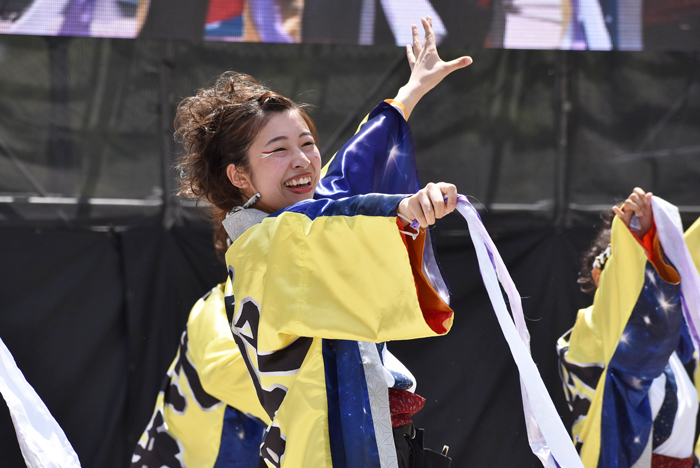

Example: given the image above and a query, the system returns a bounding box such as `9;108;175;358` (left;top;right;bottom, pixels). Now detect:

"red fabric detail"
389;389;425;427
477;0;492;7
651;453;695;468
627;219;656;260
206;0;244;24
395;218;453;334
423;309;453;335
641;222;657;260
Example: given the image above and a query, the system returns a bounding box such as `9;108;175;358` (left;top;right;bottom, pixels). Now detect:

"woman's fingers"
445;56;473;73
612;187;654;238
416;191;436;226
421;17;435;50
443;183;458;213
425;183;444;220
612;205;630;224
632;187;646;199
409;196;429;228
411;24;422;59
406;44;416;69
625;198;643;215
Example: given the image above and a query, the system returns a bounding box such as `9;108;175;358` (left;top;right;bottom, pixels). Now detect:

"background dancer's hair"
578;210;615;294
175;71;318;257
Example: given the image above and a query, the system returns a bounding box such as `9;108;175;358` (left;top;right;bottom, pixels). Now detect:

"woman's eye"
302;141;315;147
272;147;286;153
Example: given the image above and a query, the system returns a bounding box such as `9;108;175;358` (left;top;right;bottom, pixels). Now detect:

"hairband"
592;245;611;270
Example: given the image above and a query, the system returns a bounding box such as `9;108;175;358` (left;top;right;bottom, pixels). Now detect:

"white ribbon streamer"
455;196;583;468
0;337;81;468
651;197;700;352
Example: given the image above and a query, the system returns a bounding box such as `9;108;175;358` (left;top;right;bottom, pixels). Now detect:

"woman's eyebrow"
264;135;288;146
265;131;314;147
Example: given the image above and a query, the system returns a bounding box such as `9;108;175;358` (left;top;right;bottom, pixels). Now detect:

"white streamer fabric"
651;197;700;353
0;337;81;468
454;195;583;468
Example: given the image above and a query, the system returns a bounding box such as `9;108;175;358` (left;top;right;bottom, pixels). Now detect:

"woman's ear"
591;267;601;288
227;163;250;190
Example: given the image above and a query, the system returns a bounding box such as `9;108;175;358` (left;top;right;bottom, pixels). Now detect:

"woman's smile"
284;173;314;193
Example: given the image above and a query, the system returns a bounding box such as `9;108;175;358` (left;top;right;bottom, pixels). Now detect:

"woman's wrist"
392;83;425;120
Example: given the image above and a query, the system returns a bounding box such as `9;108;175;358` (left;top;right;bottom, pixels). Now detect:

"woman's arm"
392;16;472;120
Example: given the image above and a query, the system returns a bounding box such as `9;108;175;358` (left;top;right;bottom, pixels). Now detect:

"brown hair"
175;71;318;257
578;210;614;294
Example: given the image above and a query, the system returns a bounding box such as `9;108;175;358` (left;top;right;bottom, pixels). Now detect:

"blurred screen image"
0;0;698;49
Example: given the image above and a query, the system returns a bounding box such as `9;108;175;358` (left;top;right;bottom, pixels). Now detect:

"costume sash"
0;337;81;468
652;197;700;359
454;195;583;468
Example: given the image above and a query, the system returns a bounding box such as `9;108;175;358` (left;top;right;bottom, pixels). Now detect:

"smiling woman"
134;16;473;468
175;74;321;255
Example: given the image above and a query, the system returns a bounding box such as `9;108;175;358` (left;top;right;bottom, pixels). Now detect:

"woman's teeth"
285;176;311;187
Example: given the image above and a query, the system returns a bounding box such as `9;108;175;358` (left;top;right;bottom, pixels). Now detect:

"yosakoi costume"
132;101;454;468
557;215;699;468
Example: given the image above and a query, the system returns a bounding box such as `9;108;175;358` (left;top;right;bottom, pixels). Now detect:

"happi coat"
132;101;453;468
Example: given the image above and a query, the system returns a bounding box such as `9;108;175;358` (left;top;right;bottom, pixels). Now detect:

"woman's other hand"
612;187;653;239
398;182;458;229
393;16;472;119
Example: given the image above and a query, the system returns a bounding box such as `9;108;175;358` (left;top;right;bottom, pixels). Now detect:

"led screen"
0;1;698;51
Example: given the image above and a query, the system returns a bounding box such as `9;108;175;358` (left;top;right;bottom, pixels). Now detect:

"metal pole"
554;50;571;228
158;39;178;229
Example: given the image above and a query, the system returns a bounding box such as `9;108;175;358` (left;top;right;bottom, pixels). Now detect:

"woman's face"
230;109;321;213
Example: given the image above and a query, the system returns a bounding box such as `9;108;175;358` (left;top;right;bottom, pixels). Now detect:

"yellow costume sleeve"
686;216;700;274
685;217;700;458
226;199;453;355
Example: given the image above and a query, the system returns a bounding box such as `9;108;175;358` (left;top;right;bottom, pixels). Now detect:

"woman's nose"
292;149;311;168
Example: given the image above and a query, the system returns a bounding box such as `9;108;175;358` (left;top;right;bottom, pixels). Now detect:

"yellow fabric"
229;212;445;352
685;217;700;458
561;216;650;467
136;285;268;468
384;99;407;120
686;216;700;275
225;210;451;467
187;285;270;423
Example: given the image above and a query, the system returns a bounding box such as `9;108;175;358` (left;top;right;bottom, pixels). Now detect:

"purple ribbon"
453;195;582;468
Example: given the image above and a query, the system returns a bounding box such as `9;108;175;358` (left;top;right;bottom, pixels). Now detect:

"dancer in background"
558;187;699;468
132;17;471;468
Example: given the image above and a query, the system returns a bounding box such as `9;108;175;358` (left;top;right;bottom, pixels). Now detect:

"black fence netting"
0;34;699;468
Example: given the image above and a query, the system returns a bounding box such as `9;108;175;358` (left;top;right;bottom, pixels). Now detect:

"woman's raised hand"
612;187;653;239
394;16;472;119
398;182;458;229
